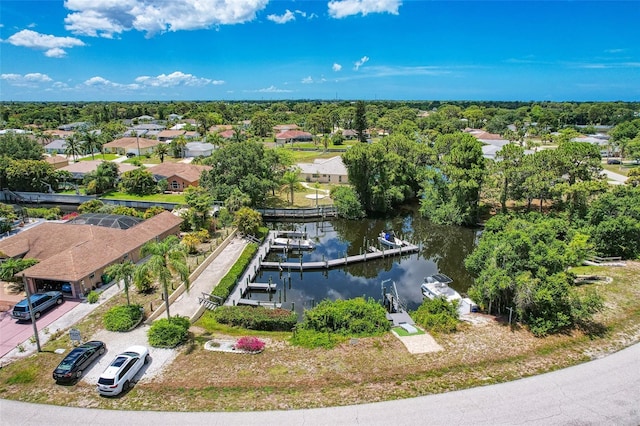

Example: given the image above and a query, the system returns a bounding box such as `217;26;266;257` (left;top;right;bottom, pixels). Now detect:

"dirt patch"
0;263;639;411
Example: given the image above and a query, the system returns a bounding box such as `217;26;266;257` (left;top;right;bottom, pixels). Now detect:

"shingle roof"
103;137;159;149
148;163;212;183
276;130;313;140
297;156;347;175
0;212;182;282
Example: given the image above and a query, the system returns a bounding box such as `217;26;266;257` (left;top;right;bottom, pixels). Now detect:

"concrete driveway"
0;299;80;359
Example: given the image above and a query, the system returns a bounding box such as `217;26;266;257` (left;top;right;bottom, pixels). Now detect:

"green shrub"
211;243;257;300
24;207;61;220
103;304;144;332
412;297;460;334
291;297;389;349
86;290;99;304
148;316;190;348
213;306;296;331
299;297;390;336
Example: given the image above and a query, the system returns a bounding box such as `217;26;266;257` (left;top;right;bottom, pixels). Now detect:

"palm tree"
105;261;135;305
280;168;300;205
154;143;169;163
81;130;103;160
65;133;82;162
136;236;189;319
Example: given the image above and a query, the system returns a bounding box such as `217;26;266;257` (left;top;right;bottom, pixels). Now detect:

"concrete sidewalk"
169;237;248;320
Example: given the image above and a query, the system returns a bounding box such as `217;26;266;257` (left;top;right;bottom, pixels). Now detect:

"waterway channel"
249;207;480;318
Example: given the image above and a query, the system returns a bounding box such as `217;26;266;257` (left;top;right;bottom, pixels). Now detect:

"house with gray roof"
297;156;349;184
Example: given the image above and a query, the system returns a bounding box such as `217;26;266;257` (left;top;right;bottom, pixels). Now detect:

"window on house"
171;180;179;190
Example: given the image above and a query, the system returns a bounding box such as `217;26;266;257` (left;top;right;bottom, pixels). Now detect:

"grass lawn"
1;262;639;411
602;162;639;177
101;191;186;203
265;183;335;208
77;153;120;162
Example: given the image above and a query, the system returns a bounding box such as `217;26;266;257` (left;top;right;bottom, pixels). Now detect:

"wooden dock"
237;298;281;308
260;243;419;271
246;282;277;292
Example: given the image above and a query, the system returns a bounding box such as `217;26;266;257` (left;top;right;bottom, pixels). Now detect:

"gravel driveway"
80;325;179;385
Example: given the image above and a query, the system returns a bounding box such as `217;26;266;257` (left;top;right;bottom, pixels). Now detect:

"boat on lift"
378;230;403;248
420;274;461;302
271;237;316;250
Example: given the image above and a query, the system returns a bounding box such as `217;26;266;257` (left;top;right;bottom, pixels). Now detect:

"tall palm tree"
105;261;135;305
65;133;82;162
136;236;189;319
154;143;169;163
281;168;300;205
81;130;104;160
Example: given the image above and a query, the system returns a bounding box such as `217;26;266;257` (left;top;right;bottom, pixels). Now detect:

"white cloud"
6;29;85;57
301;76;313;84
135;71;221;87
256;85;293;93
267;10;295;24
328;0;401;19
64;0;269;37
354;56;369;70
332;63;343;72
1;72;53;87
84;76;139;90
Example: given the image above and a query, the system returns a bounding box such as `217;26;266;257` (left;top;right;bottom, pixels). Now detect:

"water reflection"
253;209;477;318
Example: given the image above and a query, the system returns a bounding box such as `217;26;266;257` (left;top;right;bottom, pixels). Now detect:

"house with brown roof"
103;137;161;156
60;160;138;180
148;163;212;191
0;211;182;297
275;130;313;146
44;155;69;169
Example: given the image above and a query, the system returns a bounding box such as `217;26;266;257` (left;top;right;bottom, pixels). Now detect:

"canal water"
251;208;479;318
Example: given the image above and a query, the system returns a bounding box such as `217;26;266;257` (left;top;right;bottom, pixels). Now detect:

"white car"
97;345;150;396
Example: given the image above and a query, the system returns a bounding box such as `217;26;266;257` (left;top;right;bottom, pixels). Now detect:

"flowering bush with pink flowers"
234;336;265;353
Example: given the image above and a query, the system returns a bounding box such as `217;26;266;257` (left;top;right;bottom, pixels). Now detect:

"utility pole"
22;274;41;352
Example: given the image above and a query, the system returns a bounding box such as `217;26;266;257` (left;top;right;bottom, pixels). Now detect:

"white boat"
378;231;403;248
420;274;461;302
271;237;315;250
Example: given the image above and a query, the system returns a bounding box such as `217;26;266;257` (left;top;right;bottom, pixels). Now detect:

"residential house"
148;163;212;191
184;142;215;158
44;155;69;169
0;211;182;298
158;130;186;142
276;130;313;146
44;139;67;155
103;137;161;156
297;156;349;184
59;160;138;180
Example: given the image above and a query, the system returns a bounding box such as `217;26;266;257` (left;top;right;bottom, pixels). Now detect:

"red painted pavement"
0;299;80;359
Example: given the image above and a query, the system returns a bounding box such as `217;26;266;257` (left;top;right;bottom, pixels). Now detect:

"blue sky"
1;1;639;102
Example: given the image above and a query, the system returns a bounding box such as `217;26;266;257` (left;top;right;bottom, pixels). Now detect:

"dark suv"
11;291;64;321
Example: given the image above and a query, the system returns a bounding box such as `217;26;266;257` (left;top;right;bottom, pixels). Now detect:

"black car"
53;341;107;384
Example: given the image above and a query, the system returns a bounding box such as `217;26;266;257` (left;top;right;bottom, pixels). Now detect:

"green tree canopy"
200;140;276;207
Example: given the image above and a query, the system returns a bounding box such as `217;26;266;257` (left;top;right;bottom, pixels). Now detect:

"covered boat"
420;274;461;302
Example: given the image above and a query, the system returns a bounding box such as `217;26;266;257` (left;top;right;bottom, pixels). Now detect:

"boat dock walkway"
225;231;420;308
260;243;419;271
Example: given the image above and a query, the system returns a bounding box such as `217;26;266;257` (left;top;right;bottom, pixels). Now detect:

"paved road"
1;342;638;425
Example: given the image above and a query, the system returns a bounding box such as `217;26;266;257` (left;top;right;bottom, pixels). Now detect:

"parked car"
11;291;64;321
97;345;150;396
607;158;621;164
61;283;72;294
53;340;106;384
